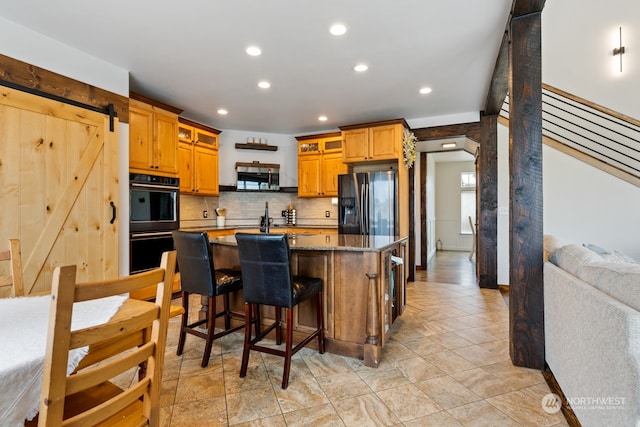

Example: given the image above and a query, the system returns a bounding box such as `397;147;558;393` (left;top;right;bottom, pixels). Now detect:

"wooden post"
363;273;380;367
509;10;545;369
478;114;498;289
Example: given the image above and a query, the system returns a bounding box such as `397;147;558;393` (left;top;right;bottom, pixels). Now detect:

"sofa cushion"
576;261;640;312
544;235;563;261
601;249;638;264
551;244;603;275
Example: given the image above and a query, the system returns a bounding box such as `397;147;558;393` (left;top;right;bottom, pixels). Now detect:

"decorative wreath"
402;129;417;168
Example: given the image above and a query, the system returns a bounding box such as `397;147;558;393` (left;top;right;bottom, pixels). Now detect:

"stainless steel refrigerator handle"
359;182;366;234
268;169;272;189
365;183;370;234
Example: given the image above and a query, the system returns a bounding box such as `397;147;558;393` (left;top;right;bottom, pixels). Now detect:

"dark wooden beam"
477;114;498;289
512;0;546;16
509;11;545;369
0;54;129;123
420;152;428;268
484;31;510;115
412;122;481;143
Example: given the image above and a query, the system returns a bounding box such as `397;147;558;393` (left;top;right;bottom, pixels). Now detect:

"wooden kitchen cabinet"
296;133;349;197
129;94;182;176
177;118;221;196
340;120;407;163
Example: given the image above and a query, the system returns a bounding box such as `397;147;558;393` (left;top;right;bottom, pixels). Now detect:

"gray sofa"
544;242;640;427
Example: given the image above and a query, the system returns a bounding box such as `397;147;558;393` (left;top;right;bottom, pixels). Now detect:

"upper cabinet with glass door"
177;118;221;195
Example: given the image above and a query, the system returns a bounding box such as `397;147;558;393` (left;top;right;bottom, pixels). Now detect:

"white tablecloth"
0;294;127;427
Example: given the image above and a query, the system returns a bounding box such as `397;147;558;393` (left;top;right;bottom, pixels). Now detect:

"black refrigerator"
338;171;398;236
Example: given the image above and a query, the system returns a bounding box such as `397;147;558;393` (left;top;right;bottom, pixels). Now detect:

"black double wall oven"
129;173;180;274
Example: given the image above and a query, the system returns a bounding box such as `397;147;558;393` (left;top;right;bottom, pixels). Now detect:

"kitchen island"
209;232;408;367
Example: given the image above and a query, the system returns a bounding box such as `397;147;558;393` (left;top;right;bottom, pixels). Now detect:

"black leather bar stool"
172;230;244;367
235;232;324;389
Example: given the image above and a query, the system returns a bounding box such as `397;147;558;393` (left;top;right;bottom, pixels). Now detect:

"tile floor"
126;252;569;426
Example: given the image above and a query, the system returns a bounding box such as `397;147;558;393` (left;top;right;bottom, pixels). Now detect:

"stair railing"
500;84;640;187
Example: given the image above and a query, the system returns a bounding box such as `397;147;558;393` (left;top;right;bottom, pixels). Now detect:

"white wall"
0;17;131;275
434;161;475;251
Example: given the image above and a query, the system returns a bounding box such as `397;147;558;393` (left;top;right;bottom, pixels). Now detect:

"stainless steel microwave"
236;162;280;191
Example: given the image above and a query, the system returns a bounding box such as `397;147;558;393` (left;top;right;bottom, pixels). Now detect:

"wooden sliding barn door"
0;86;118;294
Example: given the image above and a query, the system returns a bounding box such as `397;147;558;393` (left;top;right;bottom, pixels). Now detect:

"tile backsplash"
180;192;338;228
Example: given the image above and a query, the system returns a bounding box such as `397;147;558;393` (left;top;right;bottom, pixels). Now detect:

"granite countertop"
210;233;407;252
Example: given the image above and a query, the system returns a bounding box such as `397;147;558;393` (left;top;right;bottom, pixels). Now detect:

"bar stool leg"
223;293;231;330
177;291;189;356
275;307;282;345
282;307;294;389
240;302;252;378
202;295;217;367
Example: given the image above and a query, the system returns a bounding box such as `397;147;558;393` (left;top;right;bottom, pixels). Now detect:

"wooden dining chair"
36;250;176;427
0;238;24;297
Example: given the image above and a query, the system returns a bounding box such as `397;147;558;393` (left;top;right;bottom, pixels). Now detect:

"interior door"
0;86;118;294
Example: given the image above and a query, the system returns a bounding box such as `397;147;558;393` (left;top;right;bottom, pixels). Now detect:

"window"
460;172;476;234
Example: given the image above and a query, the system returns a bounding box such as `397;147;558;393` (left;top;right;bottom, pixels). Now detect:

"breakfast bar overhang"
210;232;408;368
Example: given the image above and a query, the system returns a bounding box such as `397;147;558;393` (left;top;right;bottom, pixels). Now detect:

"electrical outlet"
203;210;208;218
325;211;331;218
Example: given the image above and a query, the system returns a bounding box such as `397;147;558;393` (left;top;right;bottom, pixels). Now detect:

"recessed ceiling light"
246;46;262;56
441;142;456;148
419;87;433;95
329;24;347;36
353;64;368;72
217;109;228;115
258;81;271;89
318;115;328;121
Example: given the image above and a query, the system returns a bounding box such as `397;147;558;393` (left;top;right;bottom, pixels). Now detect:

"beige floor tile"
422;350;477;374
160;379;178;408
171;396;228;427
179;355;224;378
226;387;281;425
401;336;448;356
450;367;518;399
316;370;372;402
452;343;508;367
265;358;314;387
224;362;270;394
303;351;353;377
375;383;442;422
487;385;566;427
390;356;446;383
416;375;483;410
333;393;401;426
175;370;226;403
231;414;287;426
429;331;475;349
403;410;465;427
355;364;412;392
283;403;345;426
448;400;521;426
272;376;329;413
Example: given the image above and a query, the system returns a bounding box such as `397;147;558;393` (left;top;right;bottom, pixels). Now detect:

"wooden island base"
205;233;408;367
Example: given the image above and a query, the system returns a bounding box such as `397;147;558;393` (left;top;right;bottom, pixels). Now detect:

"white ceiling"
0;0;512;135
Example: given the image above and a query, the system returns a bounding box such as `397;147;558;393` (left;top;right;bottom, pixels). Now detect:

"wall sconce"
613;26;625;72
